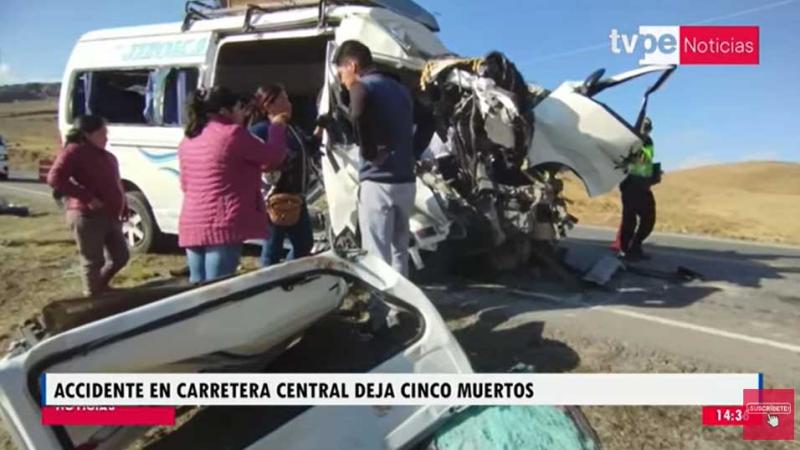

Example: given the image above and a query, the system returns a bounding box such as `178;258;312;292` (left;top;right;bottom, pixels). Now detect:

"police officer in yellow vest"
619;117;658;260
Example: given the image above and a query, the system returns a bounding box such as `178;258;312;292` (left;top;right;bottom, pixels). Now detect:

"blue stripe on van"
159;167;180;177
137;147;178;162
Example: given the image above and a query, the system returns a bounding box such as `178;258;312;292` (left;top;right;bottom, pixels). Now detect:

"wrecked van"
56;0;454;254
0;251;600;449
56;0;674;274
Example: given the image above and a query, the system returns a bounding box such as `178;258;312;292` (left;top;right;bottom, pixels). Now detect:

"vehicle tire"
0;172;7;181
123;190;161;254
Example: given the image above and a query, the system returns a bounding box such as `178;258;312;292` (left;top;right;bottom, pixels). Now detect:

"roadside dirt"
562;162;800;246
0;100;60;170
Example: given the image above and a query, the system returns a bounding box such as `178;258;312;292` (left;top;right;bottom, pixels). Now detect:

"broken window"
164;68;199;126
90;70;150;124
69;67;199;126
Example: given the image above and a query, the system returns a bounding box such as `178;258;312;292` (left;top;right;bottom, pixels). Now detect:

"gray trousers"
358;180;416;277
67;210;130;296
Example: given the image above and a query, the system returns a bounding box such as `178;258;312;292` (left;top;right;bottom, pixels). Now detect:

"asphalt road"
2;177;799;389
424;225;800;391
569;227;799;382
0;174;55;209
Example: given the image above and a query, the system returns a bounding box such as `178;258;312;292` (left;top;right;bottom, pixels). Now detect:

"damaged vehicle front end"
318;22;675;271
412;59;676;269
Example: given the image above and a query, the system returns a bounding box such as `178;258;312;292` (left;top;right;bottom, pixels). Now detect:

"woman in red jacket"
178;87;289;283
47;115;129;297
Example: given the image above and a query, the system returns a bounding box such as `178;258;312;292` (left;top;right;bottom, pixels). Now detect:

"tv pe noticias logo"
610;26;759;65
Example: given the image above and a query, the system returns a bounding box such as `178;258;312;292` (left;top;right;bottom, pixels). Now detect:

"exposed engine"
416;52;573;255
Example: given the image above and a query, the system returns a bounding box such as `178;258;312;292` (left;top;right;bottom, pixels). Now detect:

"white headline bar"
44;373;760;406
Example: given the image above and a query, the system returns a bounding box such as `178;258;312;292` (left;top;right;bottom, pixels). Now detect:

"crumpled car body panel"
529;65;676;197
320;22;675;261
529;84;641;197
0;252;600;450
0;253;473;450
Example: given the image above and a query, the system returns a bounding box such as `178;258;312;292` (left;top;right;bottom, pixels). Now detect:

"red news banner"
703;389;795;441
41;407;175;426
679;26;759;65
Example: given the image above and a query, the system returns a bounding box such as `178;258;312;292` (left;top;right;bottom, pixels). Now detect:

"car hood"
529;65;675;197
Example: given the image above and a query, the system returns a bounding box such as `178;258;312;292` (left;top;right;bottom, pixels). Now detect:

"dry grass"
0;99;60;170
0;214;181;352
0;191;260;449
562;161;800;246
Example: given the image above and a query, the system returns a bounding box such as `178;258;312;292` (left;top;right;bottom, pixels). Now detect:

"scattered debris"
0;198;30;217
676;265;704;281
582;254;624;287
569;250;705;287
625;263;704;283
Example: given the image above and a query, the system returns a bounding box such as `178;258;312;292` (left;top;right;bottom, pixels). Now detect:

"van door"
317;40;363;249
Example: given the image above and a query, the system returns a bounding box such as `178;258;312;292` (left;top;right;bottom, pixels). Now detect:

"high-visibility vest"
628;141;654;178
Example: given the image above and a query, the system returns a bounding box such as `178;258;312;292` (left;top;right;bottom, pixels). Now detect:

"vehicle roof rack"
181;0;439;33
182;1;215;32
181;0;331;32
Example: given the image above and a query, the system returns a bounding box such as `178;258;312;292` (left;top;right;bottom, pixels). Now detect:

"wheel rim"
122;211;146;248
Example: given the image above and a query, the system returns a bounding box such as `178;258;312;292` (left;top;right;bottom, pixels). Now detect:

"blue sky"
0;0;798;170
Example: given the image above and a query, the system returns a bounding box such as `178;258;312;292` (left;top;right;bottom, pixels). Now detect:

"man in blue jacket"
335;40;431;277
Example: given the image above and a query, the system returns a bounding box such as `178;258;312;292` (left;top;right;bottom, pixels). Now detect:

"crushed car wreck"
316;17;675;271
321;49;675;272
0;252;600;450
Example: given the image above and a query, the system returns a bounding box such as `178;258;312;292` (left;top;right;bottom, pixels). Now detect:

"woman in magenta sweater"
178;87;289;283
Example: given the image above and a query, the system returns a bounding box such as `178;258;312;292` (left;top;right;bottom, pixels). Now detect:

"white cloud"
676;153;720;170
737;151;780;162
0;63;16;85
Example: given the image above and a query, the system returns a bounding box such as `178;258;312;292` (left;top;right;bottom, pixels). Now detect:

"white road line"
483;284;800;355
577;224;800;251
0;184;51;198
596;306;800;355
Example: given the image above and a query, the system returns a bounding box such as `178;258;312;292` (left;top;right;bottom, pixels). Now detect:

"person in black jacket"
249;85;322;266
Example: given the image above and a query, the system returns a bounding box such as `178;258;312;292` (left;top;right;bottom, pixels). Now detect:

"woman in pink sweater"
178;87;289;283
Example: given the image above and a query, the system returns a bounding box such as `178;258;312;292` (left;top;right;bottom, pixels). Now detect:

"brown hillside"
0;99;60;169
562;162;800;245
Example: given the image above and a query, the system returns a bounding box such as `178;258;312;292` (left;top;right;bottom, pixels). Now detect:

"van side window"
163;68;199;126
90;70;151;124
69;67;199;126
71;73;90;119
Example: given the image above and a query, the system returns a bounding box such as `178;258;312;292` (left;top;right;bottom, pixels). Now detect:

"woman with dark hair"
47;115;130;297
178;86;289;283
249;85;322;266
